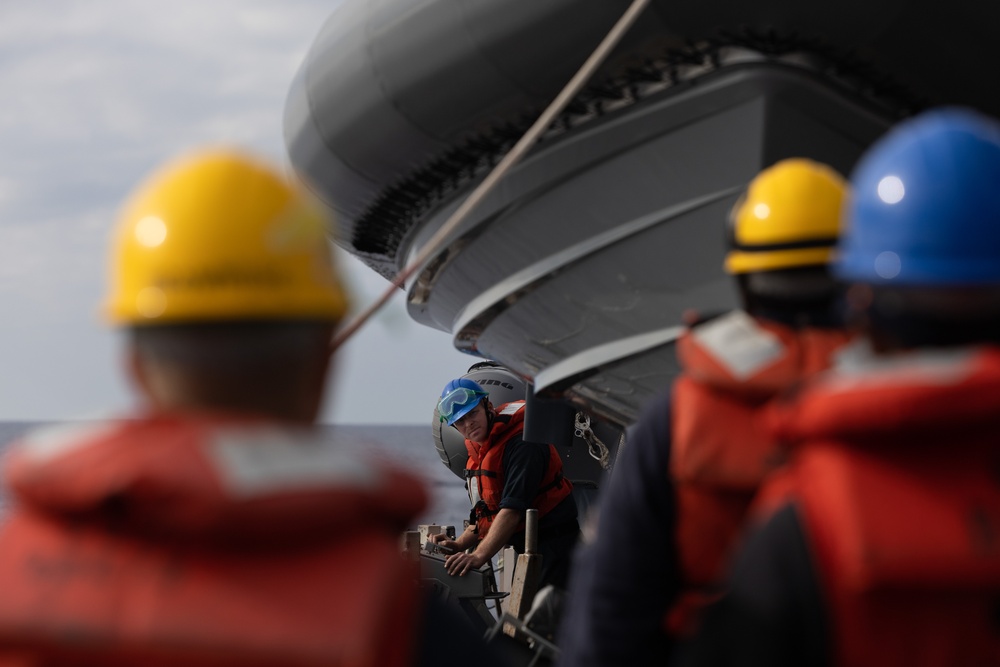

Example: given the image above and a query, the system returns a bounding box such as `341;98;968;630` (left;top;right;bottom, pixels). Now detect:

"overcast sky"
0;1;475;424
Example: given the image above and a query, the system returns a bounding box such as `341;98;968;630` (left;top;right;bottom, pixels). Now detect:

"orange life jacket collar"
677;310;851;398
766;343;1000;445
5;413;428;546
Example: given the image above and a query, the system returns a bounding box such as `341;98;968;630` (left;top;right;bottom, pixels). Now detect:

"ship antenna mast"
329;0;653;353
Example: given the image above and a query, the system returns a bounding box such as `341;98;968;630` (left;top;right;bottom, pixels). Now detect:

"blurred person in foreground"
430;378;580;591
686;108;1000;666
557;158;853;666
0;149;504;667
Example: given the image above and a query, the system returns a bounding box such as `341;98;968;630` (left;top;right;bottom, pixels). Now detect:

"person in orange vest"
430;378;580;591
685;107;1000;667
0;149;506;667
556;158;853;666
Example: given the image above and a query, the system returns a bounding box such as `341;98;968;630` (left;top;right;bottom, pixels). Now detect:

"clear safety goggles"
437;387;486;423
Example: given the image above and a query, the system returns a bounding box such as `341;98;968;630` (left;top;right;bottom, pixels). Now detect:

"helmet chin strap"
483;399;496;433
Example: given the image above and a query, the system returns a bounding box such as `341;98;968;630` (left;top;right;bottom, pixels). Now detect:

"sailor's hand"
444;551;487;576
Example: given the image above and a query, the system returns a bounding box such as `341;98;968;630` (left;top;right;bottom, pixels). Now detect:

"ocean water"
0;421;471;530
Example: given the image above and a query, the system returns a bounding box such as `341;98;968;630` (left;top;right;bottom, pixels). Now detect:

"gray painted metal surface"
285;0;1000;428
400;64;891;425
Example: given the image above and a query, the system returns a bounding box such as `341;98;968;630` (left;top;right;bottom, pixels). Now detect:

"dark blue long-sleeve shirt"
556;389;681;666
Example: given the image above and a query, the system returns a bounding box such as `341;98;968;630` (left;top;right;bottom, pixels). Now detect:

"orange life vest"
671;310;850;587
0;414;429;667
757;345;1000;667
464;401;572;540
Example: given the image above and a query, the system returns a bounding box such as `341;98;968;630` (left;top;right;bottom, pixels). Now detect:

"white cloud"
0;1;476;424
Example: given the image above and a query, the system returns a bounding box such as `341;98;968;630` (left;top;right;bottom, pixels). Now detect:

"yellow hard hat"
105;148;349;325
725;158;847;274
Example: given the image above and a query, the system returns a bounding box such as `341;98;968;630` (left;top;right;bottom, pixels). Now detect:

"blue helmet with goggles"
438;378;489;426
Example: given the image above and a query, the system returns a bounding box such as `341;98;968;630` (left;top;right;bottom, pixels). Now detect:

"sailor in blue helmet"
430;377;580;591
683;108;1000;667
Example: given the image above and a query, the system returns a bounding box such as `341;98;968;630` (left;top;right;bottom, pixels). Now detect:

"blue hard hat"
438;377;488;426
837;107;1000;286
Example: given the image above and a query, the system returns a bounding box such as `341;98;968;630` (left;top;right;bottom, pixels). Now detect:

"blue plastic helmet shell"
837;107;1000;286
438;377;487;426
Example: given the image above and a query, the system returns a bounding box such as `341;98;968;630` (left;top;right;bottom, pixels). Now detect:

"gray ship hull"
285;0;1000;427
